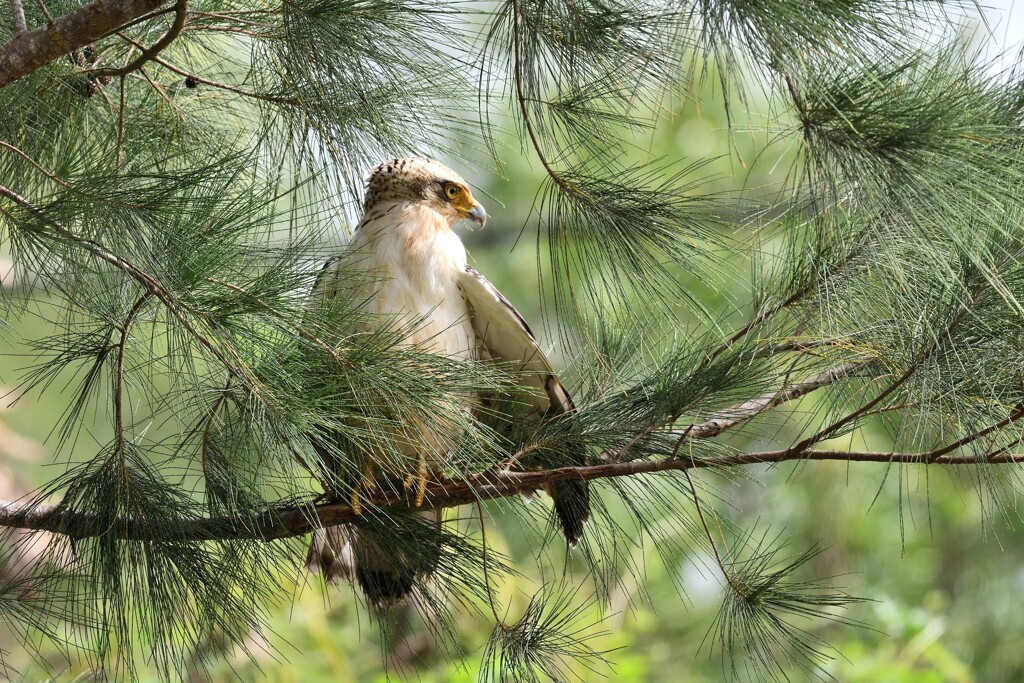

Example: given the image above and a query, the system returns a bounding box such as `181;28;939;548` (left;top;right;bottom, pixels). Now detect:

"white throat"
354;201;467;301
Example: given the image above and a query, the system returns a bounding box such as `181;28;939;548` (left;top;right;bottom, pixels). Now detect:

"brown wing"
457;265;589;546
457;265;573;417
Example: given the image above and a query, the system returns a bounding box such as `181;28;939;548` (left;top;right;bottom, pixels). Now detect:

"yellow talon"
350;460;376;515
361;460;376;491
414;458;428;507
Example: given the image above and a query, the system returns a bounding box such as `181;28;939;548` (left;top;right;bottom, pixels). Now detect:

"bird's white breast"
344;202;476;360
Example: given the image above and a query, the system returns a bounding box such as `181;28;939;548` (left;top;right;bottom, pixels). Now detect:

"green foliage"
1;0;1023;681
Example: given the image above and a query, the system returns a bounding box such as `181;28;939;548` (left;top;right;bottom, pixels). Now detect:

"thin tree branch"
677;361;864;441
200;379;231;485
703;289;808;366
112;294;150;458
188;11;280;29
0;140;72;188
926;406;1024;463
683;466;742;594
0;447;1021;542
10;0;27;34
155;59;297;104
180;24;271;38
34;0;52;24
132;65;184;120
88;0;186;79
0;182;260;390
516;359;864;468
508;0;589;202
784;71;806;120
114;36;298;105
0;0;169;88
94;5;175;41
788;293;981;456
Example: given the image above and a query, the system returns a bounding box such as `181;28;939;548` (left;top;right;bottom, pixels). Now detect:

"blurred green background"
2;10;1024;683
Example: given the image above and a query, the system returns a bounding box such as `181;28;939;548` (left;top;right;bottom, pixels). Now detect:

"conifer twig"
0;447;1021;542
0;0;169;88
88;0;186;79
10;0;27;34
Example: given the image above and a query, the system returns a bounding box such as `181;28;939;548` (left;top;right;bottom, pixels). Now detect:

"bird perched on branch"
306;158;589;605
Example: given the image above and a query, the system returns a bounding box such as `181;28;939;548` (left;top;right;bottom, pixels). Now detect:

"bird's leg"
402;455;429;507
350;486;362;516
414;457;428;507
351;460;376;515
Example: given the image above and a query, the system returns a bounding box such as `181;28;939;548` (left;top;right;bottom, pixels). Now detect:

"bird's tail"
545;479;590;547
307;507;443;605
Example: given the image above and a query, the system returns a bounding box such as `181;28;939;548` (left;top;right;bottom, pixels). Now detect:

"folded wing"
457;265;590;546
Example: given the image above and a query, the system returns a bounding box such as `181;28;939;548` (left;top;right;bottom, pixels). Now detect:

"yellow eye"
444;184;460;200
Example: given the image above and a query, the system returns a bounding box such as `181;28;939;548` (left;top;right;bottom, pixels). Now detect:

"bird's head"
364;157;487;228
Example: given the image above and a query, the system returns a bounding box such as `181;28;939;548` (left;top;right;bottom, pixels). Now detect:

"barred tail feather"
547;479;590;547
307;525;354;584
307;508;442;606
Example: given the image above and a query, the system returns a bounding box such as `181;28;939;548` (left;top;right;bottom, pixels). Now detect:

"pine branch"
0;182;263;390
122;46;299;104
0;359;1002;542
10;0;26;34
88;0;186;79
0;0;169;87
787;273;992;457
0;446;1020;543
678;361;863;440
0;140;71;188
508;0;577;198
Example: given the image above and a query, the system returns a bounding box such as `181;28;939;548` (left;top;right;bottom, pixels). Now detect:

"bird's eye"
444;184;460;200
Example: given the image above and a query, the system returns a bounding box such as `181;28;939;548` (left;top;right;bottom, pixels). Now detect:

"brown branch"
0;140;71;188
88;0;186;79
10;0;27;34
187;11;279;29
180;24;271;38
699;244;867;371
784;71;806;120
925;406;1024;463
0;0;170;88
703;290;808;367
95;5;175;41
115;41;298;105
132;65;184;119
200;380;230;485
1;448;1022;542
788;294;981;457
683;467;740;592
508;0;588;202
157;61;297;104
34;0;52;24
113;29;297;105
113;294;150;456
678;361;864;441
587;359;865;466
189;8;276;16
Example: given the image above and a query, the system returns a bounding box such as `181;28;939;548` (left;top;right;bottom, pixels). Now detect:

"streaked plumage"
307;158;589;604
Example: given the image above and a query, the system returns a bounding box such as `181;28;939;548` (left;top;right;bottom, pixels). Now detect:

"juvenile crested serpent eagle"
306;158;589;604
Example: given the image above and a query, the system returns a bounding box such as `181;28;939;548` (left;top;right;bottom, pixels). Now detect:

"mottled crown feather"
364;157;469;209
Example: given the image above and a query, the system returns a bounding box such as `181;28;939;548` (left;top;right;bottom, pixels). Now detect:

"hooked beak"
467;202;488;229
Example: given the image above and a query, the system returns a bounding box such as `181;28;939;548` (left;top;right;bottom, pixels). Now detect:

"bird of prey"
306;157;589;604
